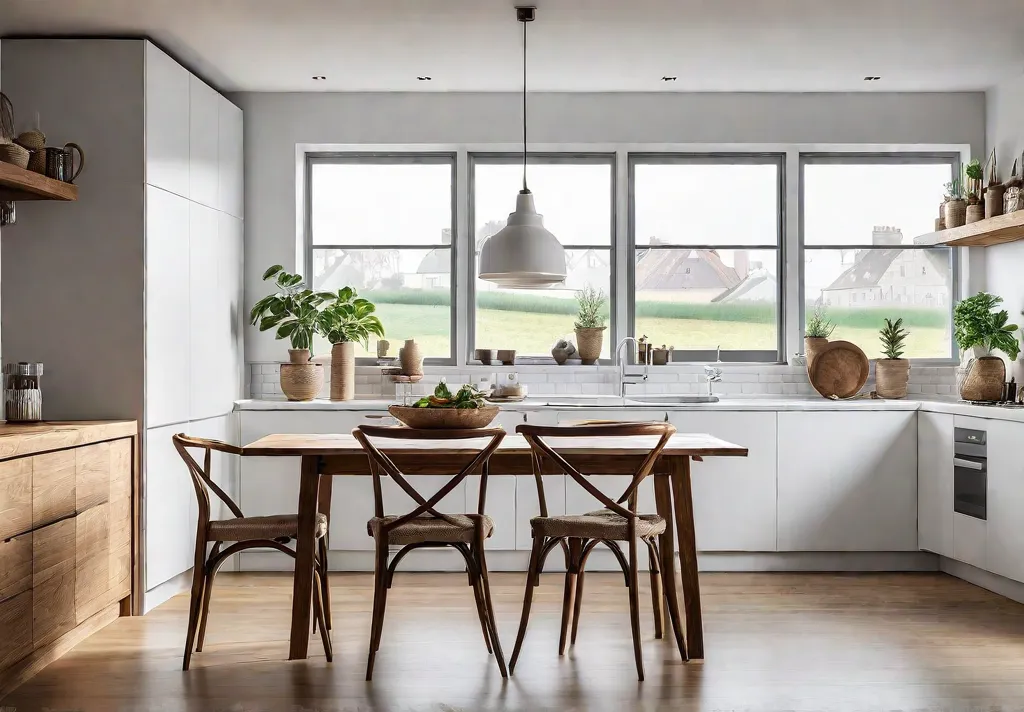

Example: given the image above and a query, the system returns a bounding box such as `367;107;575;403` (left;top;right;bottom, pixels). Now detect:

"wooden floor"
6;571;1024;711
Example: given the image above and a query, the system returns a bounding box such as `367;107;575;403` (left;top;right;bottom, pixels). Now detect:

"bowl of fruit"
388;382;500;430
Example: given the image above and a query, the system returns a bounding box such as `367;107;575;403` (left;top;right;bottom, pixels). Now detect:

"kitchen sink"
528;395;720;407
626;395;720;404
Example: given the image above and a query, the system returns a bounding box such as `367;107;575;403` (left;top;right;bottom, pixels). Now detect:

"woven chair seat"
531;509;666;541
368;514;494;545
208;513;328;542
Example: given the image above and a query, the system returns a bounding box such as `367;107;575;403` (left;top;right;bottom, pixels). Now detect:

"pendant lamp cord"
522;16;528;193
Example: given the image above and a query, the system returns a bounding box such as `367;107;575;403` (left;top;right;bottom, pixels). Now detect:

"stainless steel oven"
953;427;987;520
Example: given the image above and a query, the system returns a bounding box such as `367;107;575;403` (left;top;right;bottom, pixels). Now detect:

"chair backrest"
515;422;676;519
351;425;505;536
172;434;244;525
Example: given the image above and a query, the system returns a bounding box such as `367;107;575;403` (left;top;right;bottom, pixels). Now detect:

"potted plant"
318;287;385;401
804;305;836;372
965;159;985;224
953;292;1020;402
573;285;607;365
875;318;910;398
249;265;335;401
944;175;966;228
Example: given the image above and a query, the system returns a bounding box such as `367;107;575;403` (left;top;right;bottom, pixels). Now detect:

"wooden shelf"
915;210;1024;247
0;161;78;202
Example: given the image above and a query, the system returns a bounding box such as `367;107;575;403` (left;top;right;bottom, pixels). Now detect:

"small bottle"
1007;377;1017;404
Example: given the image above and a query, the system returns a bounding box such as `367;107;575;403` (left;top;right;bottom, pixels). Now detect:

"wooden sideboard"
0;421;138;697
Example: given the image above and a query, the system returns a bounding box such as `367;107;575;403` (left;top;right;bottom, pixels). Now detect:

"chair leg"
366;538;390;680
475;527;508;678
195;563;218;652
318;537;333;631
182;539;207;671
570;568;586;645
313;570;333;662
509;532;545;674
558;538;580;656
646;538;664;640
468;544;494;655
627;533;645;682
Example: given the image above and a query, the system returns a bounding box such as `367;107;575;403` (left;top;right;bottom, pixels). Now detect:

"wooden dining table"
240;431;748;662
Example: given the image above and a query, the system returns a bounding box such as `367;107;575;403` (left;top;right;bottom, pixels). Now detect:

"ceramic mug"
44;143;85;183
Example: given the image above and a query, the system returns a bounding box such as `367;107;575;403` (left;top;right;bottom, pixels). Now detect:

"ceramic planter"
280;348;323;401
958;355;1005;402
330;341;356;401
874;359;910;399
575;327;606;365
399;339;423;376
966;202;985;224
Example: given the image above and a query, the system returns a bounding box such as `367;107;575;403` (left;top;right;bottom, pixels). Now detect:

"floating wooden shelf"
915;210;1024;247
0;161;78;202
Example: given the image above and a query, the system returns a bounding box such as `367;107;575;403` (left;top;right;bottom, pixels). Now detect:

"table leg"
671;455;703;660
289;455;321;660
653;472;686;660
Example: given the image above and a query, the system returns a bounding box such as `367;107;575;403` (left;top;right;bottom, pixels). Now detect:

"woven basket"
0;143;29;169
875;359;910;399
575;327;606;365
958;357;1005;402
280;362;324;401
944;199;967;228
966;203;985;224
803;336;828;373
330;341;355;401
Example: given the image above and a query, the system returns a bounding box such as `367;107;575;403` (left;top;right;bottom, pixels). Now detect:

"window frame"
626;152;787;363
467;152;618;364
799;152;961;363
304;151;459;365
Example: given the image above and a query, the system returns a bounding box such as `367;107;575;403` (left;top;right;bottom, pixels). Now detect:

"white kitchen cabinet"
190;414;240;522
953;512;987;569
917;411;954;557
189;76;221;208
218;96;244;218
670;411;777;551
777;411;917;552
514;409;561;550
144;43;190;197
145;424;194;590
985;419;1024;581
145;185;191;428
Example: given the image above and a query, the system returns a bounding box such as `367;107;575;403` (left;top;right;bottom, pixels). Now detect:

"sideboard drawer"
0;532;32;603
0;591;32;670
32;450;76;528
0;459;31;541
32;518;76;649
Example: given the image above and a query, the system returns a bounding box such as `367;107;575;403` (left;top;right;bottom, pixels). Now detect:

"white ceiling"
2;0;1023;93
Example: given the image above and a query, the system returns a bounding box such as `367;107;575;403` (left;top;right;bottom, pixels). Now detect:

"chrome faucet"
616;336;648;399
703;364;723;397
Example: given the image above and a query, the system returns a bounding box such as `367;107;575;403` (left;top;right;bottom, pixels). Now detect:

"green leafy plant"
878;318;909;360
964;159;983;202
944;175;964;201
317;287;385;348
248;265;335;355
953;292;1020;361
805;305;836;339
413;382;487;409
574;285;607;329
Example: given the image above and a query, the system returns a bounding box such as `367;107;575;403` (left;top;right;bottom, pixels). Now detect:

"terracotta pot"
944;199;966;228
804;336;828;373
875;359;910;399
966;203;985;224
574;327;606;365
280;362;324;401
330;341;356;401
958;356;1005;402
399;339;423;376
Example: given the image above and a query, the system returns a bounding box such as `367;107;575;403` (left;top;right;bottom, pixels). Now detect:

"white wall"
236;90;986;363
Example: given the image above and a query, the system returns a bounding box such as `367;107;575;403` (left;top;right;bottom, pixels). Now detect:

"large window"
630;156;783;361
471;155;614;359
802;156;956;359
307;155;455;360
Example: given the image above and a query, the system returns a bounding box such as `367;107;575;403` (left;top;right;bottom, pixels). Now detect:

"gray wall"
1;39;146;420
236;90;986;362
985;76;1024;380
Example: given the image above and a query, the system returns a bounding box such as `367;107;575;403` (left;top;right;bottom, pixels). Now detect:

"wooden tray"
808;340;869;399
387;404;499;429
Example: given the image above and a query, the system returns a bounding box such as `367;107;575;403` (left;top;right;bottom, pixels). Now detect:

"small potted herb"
804;305;836;371
875;318;910;398
965;159;985;224
317;287;385;401
944;175;966;228
953;292;1020;401
573;285;607;365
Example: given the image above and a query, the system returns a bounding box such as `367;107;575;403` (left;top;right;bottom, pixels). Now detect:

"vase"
944;199;966;228
574;327;605;365
966;202;985;224
288;348;310;364
958;356;1005;402
399;339;423;376
874;359;910;399
280;349;323;401
804;336;828;373
330;341;356;401
986;184;1006;219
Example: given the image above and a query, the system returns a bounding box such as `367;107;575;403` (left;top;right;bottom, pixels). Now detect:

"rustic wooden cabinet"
0;421;137;696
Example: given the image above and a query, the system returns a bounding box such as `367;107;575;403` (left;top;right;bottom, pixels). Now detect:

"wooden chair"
173;434;333;670
351;425;507;681
509;422;677;681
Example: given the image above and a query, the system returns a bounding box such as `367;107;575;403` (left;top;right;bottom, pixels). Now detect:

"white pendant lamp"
478;6;566;289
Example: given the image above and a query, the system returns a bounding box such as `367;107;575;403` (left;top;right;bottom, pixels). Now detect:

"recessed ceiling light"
312;75;326;81
417;76;432;81
661;76;677;82
863;76;881;81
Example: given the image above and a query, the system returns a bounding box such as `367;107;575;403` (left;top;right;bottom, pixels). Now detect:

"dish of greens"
413;382;489;409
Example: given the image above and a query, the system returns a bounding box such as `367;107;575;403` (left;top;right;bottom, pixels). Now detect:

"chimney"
734;250;750;280
871;226;903;246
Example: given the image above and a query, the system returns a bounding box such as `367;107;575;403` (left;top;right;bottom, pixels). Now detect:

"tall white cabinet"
1;40;244;613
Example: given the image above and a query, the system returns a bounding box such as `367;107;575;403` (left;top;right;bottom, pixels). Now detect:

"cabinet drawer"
32;518;76;649
0;590;32;670
33;450;76;528
0;458;32;540
109;438;133;504
0;531;32;602
76;442;111;512
76;504;111;623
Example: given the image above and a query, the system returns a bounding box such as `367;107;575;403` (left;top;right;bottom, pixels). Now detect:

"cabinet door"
144;424;193;590
217;96;244;218
0;590;32;670
76;441;111;513
144;42;190;196
670;411;777;552
985;419;1024;582
0;458;32;540
146;185;191;428
953;512;987;569
465;409;523;550
190;415;240;524
0;531;33;602
189;76;220;208
75;503;111;623
917;411;954;556
32;450;76;528
514;409;562;550
777;411;918;552
33;518;76;649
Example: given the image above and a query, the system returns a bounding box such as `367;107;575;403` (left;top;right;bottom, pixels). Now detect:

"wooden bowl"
387;404;499;430
808;340;869;399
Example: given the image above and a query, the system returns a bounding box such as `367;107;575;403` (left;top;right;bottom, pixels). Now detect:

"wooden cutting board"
808;340;870;399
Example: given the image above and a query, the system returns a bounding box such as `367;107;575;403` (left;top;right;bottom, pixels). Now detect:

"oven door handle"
953;457;985;471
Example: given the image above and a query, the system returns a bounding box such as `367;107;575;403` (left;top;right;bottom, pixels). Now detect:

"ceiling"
2;0;1023;93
